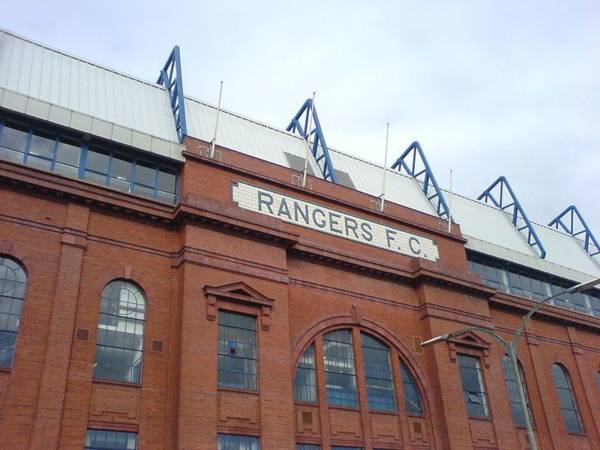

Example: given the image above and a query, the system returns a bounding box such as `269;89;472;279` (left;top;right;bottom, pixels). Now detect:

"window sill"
406;412;426;418
468;416;492;422
92;378;142;388
218;386;259;396
369;409;399;416
0;367;12;373
567;431;588;437
294;400;319;406
328;404;360;412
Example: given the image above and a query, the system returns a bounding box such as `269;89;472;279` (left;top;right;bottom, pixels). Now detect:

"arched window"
323;329;358;407
0;257;27;368
552;363;584;433
94;280;146;383
501;355;533;427
360;333;396;411
400;360;424;415
294;344;317;402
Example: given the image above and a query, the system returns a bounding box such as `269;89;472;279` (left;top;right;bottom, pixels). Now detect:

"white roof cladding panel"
185;97;321;175
328;150;435;215
448;192;534;255
0;29;178;143
532;224;600;275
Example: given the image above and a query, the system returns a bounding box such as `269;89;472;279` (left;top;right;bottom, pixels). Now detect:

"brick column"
29;203;89;450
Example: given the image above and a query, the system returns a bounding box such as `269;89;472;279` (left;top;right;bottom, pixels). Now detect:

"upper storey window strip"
0;119;178;204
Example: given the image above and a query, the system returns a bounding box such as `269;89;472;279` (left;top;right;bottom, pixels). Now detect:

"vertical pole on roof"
210;80;224;159
447;168;453;232
302;91;316;187
379;123;390;212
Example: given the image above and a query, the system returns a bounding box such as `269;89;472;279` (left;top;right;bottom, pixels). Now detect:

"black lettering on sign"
313;208;326;228
361;222;373;241
329;212;342;234
294;202;309;224
385;228;397;248
257;191;274;214
277;198;292;220
344;217;359;239
409;237;421;255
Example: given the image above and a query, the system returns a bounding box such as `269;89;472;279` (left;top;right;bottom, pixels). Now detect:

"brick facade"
0;135;598;450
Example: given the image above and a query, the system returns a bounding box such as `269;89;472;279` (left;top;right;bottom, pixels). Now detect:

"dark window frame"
0;115;179;204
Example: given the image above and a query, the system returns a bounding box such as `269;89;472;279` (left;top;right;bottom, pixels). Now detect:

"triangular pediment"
448;331;490;349
203;282;274;307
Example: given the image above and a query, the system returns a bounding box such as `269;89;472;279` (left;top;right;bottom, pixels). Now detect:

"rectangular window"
323;329;358;408
0;119;179;204
218;311;257;390
85;429;137;450
296;445;320;450
331;447;362;450
218;434;259;450
458;354;489;418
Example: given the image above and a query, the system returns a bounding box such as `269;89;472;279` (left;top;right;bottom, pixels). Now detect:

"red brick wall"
0;140;598;450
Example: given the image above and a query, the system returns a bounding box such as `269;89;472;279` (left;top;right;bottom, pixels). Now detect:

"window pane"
94;281;146;383
551;364;583;433
0;125;27;163
400;360;424;415
218;434;259;450
0;257;27;368
133;184;155;199
458;355;488;418
294;344;317;402
27;134;55;159
158;170;176;194
501;355;533;427
0;125;28;152
85;429;138;450
361;333;396;411
86;149;110;173
297;445;320;450
135;162;156;186
26;155;52;170
55;141;81;166
85;170;108;185
218;311;257;390
323;329;358;407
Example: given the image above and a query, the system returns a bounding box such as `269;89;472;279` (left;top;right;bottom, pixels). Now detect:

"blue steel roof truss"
391;141;450;219
157;46;187;142
549;206;600;257
286;99;337;182
478;176;547;259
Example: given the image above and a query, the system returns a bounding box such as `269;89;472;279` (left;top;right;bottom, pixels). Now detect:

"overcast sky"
5;1;600;233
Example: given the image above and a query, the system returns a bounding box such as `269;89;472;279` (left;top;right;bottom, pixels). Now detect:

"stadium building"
0;28;599;450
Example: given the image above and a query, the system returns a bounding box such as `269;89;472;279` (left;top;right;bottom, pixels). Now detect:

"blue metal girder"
478;176;547;258
286;99;337;182
549;206;600;257
391;141;450;219
157;46;187;142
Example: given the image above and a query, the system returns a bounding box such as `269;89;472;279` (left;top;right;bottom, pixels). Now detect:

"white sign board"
232;182;439;262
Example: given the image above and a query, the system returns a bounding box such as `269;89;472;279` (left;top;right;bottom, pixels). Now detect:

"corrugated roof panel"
0;29;178;142
448;192;534;255
532;224;599;275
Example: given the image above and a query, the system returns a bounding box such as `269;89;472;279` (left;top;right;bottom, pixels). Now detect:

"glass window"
85;429;137;450
294;344;317;402
552;364;584;433
360;333;396;411
85;149;110;184
134;161;156;187
94;280;146;383
501;355;533;427
54;140;81;178
0;124;28;163
0;257;27;368
400;360;424;415
110;157;133;192
218;434;259;450
296;445;320;450
218;311;257;390
323;329;358;408
458;354;489;418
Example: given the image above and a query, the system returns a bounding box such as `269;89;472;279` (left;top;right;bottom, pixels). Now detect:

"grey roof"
1;27;598;283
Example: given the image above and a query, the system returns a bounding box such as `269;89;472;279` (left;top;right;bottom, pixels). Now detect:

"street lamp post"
421;277;600;450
